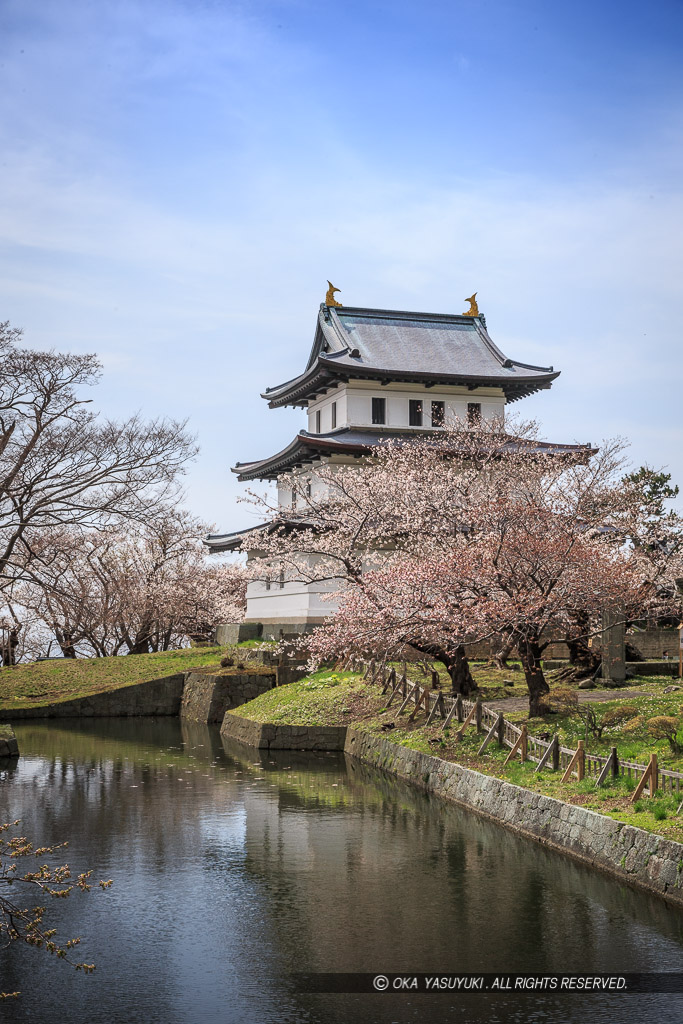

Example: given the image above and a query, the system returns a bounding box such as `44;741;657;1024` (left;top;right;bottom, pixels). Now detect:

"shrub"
621;715;646;736
647;716;682;754
602;705;640;729
633;799;645;813
653;804;668;821
548;686;578;714
577;704;605;739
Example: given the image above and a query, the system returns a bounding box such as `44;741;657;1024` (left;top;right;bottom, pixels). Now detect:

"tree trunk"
407;641;476;696
566;636;601;676
55;629;78;659
517;637;550;716
128;637;151;655
1;627;19;665
446;645;476;696
128;620;154;655
490;636;515;670
560;608;601;678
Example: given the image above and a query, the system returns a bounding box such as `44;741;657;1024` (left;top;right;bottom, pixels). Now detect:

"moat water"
1;718;682;1024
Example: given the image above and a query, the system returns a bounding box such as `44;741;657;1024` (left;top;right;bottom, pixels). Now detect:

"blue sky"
1;0;682;531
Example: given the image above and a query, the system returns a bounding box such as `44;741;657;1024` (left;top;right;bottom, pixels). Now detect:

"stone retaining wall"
181;671;276;723
344;727;683;907
220;713;347;750
214;623;262;644
2;674;186;719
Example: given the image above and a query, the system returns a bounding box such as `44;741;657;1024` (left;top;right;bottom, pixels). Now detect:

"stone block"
0;724;19;758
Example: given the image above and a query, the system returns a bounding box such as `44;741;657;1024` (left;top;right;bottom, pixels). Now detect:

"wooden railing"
346;657;683;803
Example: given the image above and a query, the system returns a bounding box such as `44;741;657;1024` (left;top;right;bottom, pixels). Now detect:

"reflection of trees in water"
227;746;683;977
8;720;244;875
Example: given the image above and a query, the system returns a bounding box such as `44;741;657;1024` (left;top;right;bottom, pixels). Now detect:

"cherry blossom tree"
0;820;113;999
241;418;676;714
13;515;246;658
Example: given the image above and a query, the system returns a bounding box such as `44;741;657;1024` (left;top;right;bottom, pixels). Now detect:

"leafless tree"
0;321;198;600
16;516;246;658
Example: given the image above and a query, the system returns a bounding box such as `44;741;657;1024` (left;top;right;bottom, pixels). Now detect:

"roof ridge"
334;305;483;323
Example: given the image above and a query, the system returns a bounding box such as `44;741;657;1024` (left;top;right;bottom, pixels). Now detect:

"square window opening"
409;400;423;427
467;402;482;427
372;397;386;425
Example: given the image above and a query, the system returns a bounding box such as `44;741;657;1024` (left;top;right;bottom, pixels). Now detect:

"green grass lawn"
0;647;231;711
227;669;386;726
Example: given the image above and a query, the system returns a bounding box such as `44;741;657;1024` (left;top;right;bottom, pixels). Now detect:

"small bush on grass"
621;715;646;737
647;716;683;755
548;687;578;714
602;706;641;730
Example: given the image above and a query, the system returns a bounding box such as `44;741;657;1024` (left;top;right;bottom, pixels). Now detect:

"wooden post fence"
632;753;658;802
456;702;478;742
535;734;558;774
359;659;683;798
596;746;620;787
382;667;396;695
427;692;447;725
408;686;428;722
397;682;418;716
561;739;585;783
478;711;505;755
504;724;528;765
442;700;459;731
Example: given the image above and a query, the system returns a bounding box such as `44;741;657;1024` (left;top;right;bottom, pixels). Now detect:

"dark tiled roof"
204;519;311;553
233;427;594;481
204;523;265;553
263;305;559;407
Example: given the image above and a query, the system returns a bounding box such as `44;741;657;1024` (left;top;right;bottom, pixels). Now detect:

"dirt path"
484;688;653;713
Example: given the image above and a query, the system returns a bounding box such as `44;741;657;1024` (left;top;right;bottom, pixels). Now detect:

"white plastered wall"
244;552;341;624
308;382;506;432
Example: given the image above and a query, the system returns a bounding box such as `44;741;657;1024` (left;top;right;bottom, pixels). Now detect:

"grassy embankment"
0;645;276;712
230;663;683;842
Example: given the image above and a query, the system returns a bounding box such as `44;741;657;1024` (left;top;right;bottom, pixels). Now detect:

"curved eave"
233;434;314;481
263;358;559;407
232;432;364;481
204;523;267;553
204;517;314;552
232;428;594;482
261;364;336;408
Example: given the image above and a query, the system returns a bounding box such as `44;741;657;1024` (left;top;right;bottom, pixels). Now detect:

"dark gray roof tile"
264;304;558;406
